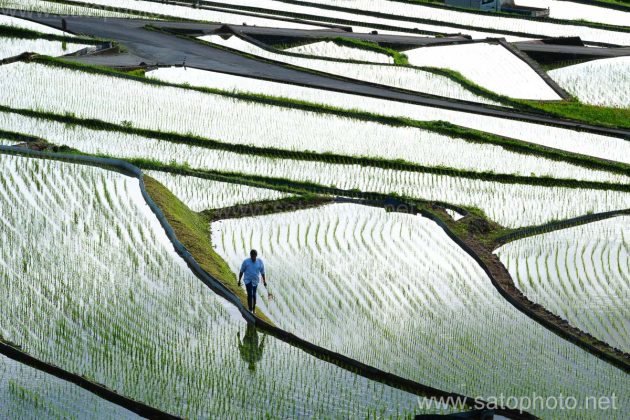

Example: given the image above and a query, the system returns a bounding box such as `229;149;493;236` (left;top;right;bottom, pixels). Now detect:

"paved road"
159;22;630;59
150;21;473;47
6;12;630;139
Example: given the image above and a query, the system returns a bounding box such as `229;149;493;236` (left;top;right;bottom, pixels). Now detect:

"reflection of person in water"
237;324;266;372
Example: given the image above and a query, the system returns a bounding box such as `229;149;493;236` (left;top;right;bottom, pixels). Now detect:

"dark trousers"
245;283;258;311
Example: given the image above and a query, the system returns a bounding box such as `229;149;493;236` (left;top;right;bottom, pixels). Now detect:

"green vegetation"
143;175;275;324
203;195;334;221
328;36;409;65
124;68;146;77
520;100;630;130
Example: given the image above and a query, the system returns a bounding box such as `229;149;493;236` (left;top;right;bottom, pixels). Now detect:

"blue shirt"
240;258;265;287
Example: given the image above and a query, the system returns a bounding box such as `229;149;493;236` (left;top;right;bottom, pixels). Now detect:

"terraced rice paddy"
284;40;394;63
517;0;630;26
273;0;630;44
62;0;532;40
0;354;137;419
0;15;72;36
0;105;625;186
0;37;90;60
549;57;630;108
147;67;630;165
212;203;630;419
37;0;326;30
405;42;561;100
2;109;629;228
0;153;435;418
200;34;498;104
0;0;142;19
2;2;630;417
144;170;293;211
497;217;630;353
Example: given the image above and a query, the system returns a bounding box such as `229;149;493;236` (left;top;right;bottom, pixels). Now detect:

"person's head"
250;249;258;261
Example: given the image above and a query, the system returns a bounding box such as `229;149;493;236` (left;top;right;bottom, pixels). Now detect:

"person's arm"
238;261;245;286
260;261;267;287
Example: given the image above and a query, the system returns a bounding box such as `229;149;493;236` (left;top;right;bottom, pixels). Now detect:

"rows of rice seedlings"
263;0;630;44
0;153;438;418
549;57;630;109
496;216;630;353
405;42;561;100
33;0;327;30
212;203;630;419
144;170;293;211
0;36;91;60
145;66;630;165
191;0;532;40
516;0;630;27
62;0;531;40
0;0;143;19
200;34;499;104
2;105;627;190
0;14;72;36
284;40;394;63
0;353;138;419
3;111;627;228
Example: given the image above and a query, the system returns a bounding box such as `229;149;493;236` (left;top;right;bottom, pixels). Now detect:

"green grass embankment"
143;175;275;324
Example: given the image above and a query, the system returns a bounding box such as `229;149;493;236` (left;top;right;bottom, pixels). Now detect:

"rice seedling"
0;36;91;60
549;57;630;109
497;216;630;353
212;202;630;419
284;40;395;63
3;109;629;228
0;353;138;419
0;0;142;19
145;66;630;165
405;42;560;100
144;170;293;211
0;153;444;418
199;34;499;104
0;15;72;37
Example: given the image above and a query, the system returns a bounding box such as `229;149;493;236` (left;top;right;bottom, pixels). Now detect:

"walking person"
238;249;267;314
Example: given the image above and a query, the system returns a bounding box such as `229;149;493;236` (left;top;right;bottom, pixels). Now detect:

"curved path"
5;10;630;139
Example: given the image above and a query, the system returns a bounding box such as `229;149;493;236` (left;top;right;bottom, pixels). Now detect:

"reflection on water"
237;324;265;372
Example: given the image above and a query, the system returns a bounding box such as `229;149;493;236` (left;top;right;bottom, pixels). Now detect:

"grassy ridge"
143;175;275;324
521;100;630;130
327;36;409;65
202;195;333;221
